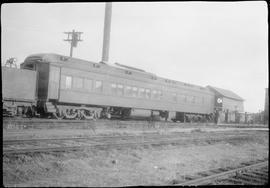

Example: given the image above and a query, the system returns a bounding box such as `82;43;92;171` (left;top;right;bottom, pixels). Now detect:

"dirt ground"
3;124;269;187
3;123;268;140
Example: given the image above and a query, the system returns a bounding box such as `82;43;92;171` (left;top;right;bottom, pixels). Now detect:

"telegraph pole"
63;30;83;57
5;57;17;68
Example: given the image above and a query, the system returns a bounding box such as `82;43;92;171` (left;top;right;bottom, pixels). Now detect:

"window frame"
138;88;146;98
117;84;124;96
125;85;133;97
62;75;72;89
172;93;177;102
84;78;93;92
145;89;151;99
94;80;103;92
111;83;117;95
132;87;138;97
73;77;83;89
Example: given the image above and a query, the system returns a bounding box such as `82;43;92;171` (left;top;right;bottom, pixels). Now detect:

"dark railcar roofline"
23;53;213;94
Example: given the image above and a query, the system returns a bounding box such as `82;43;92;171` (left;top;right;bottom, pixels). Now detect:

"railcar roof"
207;85;244;101
23;53;213;94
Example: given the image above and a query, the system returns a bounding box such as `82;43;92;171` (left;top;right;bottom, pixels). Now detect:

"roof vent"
115;62;145;72
93;64;100;68
151;76;157;80
125;70;132;75
60;56;69;61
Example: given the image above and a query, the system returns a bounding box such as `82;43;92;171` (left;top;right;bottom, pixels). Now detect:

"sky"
1;2;268;113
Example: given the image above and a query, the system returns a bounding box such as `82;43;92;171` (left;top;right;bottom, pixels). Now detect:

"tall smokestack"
101;2;112;63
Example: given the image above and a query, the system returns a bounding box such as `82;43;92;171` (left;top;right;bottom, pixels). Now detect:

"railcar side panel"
48;65;60;99
58;66;214;114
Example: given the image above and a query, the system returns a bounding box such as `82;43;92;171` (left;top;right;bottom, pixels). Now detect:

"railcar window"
117;84;124;96
132;87;138;97
178;94;186;103
23;64;35;70
196;97;201;104
145;89;151;99
204;97;208;105
152;90;159;100
125;86;132;97
138;88;145;98
192;96;196;104
195;97;199;104
65;76;72;89
73;77;83;89
94;80;103;92
152;90;156;99
158;90;163;100
84;79;93;91
187;96;192;103
111;83;117;94
172;93;177;102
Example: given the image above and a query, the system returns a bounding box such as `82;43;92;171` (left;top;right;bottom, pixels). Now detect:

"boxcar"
2;66;37;116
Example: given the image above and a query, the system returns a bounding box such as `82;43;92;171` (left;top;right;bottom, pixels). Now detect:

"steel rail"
176;161;268;185
4;118;267;128
3;135;255;155
2;134;186;145
3;135;140;145
3;139;197;154
3;133;252;145
2;118;166;124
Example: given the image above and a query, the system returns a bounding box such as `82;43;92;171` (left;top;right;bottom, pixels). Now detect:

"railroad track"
2;118;211;129
3;117;267;128
3;134;257;155
2;118;178;130
173;159;268;185
2;131;254;145
3;117;173;125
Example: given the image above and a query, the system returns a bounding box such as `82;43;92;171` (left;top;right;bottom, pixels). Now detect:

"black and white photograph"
2;1;268;186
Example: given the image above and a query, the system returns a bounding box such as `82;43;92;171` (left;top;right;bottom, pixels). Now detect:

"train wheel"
80;109;95;120
17;106;24;116
11;107;17;116
53;106;64;119
120;108;131;120
53;111;64;120
63;108;78;119
106;113;111;119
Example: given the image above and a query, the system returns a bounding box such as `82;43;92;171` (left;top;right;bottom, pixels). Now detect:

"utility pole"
5;57;17;68
101;2;112;63
63;30;83;57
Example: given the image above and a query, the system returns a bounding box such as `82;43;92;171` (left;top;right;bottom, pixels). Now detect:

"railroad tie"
258;168;268;174
181;175;200;181
237;174;264;184
241;173;267;183
197;171;212;177
252;170;268;177
209;169;225;174
226;177;256;185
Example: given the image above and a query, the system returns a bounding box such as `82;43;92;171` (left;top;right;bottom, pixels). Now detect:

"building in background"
207;86;244;123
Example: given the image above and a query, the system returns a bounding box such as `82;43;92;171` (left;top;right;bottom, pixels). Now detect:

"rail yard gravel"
3;121;268;186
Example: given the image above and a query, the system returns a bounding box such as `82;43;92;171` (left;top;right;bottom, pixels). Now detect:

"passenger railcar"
17;53;215;121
